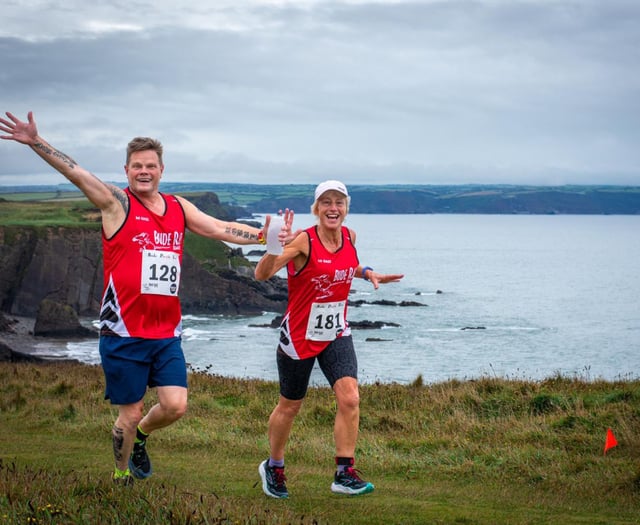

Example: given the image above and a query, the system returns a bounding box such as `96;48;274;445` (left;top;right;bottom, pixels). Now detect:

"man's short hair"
126;137;164;165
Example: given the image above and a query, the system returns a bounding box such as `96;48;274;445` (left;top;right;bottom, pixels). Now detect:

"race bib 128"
140;249;181;296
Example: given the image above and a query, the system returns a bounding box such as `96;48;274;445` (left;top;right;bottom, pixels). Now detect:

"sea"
33;213;640;385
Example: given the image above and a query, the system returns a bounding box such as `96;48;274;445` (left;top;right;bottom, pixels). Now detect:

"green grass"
1;363;639;524
0;199;100;227
183;232;252;270
0;190;86;202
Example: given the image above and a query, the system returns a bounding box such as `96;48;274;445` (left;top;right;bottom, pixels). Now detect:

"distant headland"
2;183;639;214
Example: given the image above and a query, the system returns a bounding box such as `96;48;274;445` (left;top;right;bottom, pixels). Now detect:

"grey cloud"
1;0;639;185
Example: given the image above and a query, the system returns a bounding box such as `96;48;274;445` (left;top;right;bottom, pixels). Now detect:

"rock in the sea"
0;312;16;333
33;299;97;338
349;320;400;329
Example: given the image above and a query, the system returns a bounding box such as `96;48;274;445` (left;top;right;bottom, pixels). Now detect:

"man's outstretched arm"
1;111;126;234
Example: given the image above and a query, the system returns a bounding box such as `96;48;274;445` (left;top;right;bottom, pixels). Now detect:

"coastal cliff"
0;224;287;320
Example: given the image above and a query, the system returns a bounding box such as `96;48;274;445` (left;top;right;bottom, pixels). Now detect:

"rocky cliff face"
0;225;286;319
1;226;103;316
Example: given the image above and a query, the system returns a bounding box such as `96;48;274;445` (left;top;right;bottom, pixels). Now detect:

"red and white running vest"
99;188;186;338
279;225;359;359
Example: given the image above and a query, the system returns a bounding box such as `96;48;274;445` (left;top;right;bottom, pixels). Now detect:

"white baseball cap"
314;180;350;204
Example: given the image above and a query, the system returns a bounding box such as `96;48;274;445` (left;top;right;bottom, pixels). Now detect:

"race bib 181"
305;301;346;341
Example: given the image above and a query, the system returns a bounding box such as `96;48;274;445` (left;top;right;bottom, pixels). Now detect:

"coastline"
0;315;82;363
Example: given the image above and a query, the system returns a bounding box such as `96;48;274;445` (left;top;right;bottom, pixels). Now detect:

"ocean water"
39;214;640;385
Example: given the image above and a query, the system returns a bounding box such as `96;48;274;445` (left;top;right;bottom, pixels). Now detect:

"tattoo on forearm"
112;425;125;462
224;225;257;241
33;142;77;169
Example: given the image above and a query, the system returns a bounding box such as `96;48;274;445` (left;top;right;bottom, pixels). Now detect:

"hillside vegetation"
1;362;639;524
0;194;251;268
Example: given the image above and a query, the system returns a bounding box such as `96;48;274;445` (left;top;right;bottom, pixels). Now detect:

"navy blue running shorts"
277;335;358;401
99;336;187;405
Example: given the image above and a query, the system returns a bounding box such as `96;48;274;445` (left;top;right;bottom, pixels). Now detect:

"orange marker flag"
604;428;618;455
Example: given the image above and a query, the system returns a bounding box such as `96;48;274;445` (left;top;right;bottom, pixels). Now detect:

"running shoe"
129;440;153;479
259;459;289;499
330;467;375;495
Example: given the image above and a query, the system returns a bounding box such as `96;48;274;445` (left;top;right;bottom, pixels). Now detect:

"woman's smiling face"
315;190;349;229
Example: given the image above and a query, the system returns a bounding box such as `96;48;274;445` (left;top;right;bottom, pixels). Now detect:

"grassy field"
0;190;87;202
1;362;639;524
0;198;100;227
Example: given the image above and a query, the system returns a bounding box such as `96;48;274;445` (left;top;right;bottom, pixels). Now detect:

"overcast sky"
1;0;639;186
